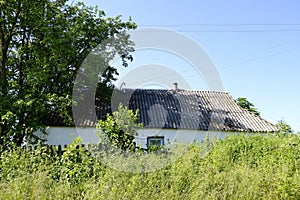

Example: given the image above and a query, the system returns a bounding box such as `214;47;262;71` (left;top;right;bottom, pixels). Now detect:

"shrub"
0;134;300;199
95;104;142;151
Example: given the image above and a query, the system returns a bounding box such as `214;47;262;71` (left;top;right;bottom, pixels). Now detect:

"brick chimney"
173;82;178;91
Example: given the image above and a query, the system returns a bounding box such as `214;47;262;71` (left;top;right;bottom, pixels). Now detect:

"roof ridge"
118;88;229;94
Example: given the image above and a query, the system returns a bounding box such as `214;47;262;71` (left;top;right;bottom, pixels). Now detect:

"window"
147;136;164;150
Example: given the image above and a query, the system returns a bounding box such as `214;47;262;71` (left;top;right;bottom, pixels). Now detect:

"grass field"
0;134;300;199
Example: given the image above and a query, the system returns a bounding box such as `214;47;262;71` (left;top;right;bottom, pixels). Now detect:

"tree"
0;0;136;147
275;119;293;134
96;104;142;151
235;97;260;116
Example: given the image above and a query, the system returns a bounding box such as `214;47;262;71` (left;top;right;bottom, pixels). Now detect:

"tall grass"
0;134;300;199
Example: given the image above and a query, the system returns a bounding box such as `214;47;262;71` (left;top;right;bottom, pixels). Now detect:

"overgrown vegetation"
95;104;142;151
1;134;300;199
276;119;293;134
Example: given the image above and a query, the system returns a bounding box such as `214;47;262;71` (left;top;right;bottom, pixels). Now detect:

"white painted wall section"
36;127;246;148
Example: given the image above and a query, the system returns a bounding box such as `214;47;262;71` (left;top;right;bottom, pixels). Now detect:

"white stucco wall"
36;127;247;148
35;127;98;145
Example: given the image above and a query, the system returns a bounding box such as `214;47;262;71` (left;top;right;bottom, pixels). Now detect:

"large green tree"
0;0;136;147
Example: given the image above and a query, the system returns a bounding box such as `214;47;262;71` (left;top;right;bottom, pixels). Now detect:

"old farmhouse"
37;85;277;149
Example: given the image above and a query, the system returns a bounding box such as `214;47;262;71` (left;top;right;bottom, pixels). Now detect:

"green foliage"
0;0;136;146
148;144;166;153
235;97;260;116
1;134;300;199
276;119;293;134
96;104;142;151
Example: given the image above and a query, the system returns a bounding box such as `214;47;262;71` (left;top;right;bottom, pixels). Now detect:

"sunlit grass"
0;134;300;199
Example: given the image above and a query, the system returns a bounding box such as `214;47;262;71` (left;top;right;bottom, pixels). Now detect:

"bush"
0;134;300;199
95;104;142;151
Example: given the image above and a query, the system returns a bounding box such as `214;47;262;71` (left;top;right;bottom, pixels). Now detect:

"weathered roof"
65;88;277;132
107;89;277;132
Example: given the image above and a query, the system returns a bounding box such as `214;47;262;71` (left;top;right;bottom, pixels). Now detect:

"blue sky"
77;0;300;131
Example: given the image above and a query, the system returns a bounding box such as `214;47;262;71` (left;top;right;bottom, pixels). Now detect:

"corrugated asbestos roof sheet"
58;89;277;132
108;89;277;132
